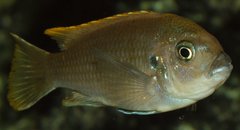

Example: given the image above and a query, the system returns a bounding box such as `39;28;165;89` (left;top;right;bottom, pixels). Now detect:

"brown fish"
8;11;232;115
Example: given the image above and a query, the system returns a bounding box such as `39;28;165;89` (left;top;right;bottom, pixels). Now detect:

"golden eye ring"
176;41;195;61
178;46;192;60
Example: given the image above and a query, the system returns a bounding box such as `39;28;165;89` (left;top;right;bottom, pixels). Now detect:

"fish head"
152;14;233;103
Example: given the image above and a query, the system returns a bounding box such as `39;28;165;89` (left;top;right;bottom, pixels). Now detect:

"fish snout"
209;52;233;77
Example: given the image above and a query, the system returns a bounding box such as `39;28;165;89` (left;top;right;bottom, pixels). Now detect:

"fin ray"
62;91;103;107
44;11;152;50
8;34;54;111
95;49;157;110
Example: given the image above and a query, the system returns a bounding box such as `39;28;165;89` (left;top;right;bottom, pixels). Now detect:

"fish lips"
208;52;233;81
186;52;233;100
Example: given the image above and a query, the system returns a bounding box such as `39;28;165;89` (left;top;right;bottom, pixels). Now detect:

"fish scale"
48;37;150;97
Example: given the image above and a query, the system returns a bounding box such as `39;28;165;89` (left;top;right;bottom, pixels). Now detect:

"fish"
8;11;233;115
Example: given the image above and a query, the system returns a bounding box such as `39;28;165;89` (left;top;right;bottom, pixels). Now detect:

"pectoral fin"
95;49;151;85
94;49;157;110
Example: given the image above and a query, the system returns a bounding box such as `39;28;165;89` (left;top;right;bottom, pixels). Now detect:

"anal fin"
62;92;103;107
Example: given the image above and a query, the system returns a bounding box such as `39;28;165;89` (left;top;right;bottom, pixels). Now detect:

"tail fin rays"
8;34;55;111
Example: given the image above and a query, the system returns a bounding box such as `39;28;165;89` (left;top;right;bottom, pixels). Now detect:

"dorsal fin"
44;11;154;50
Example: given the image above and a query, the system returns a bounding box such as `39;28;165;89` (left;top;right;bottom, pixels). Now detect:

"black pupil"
150;56;158;69
180;47;190;58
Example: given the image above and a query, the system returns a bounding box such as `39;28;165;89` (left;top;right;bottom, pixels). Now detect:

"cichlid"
8;11;233;115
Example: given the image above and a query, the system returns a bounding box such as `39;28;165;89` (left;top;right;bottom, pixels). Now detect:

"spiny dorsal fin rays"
44;11;153;50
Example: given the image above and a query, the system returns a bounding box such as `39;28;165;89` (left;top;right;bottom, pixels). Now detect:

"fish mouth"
165;52;233;101
208;52;233;80
187;52;233;100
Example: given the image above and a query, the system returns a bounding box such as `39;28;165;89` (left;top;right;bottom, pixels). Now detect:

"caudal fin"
8;34;55;111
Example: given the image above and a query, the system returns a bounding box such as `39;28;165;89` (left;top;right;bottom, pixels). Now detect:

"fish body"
8;11;233;114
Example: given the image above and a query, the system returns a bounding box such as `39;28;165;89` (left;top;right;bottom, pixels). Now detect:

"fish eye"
176;41;195;61
150;55;159;70
179;47;192;59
